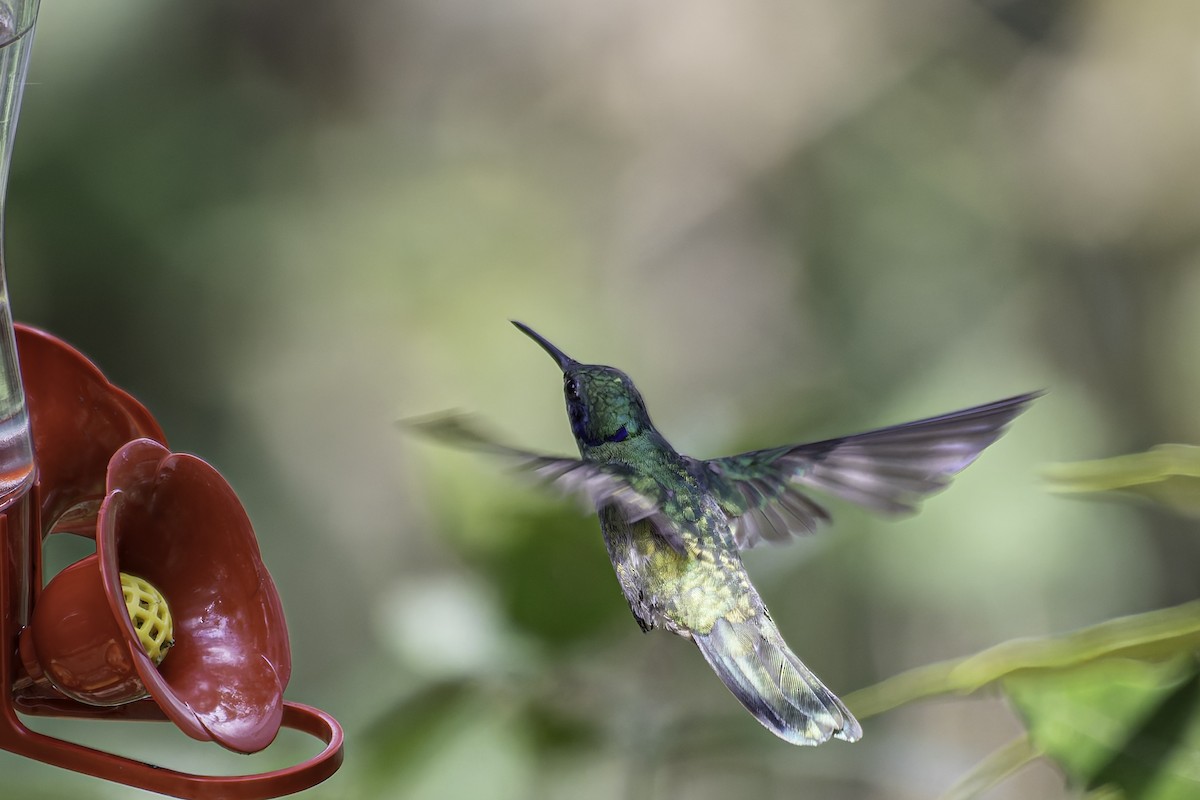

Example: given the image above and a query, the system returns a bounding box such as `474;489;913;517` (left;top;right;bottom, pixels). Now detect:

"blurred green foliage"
1009;659;1200;797
1044;445;1200;519
481;506;626;648
847;590;1200;797
4;1;1200;798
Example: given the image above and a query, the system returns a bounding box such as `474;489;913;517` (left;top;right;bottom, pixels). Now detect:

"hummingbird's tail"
692;613;862;746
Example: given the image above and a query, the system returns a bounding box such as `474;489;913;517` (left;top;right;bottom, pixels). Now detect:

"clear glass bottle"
0;0;38;503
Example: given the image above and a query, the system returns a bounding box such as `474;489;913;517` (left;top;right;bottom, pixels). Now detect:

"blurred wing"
703;392;1042;549
407;413;687;552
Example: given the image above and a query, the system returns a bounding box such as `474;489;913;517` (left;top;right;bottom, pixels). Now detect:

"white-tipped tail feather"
693;614;861;745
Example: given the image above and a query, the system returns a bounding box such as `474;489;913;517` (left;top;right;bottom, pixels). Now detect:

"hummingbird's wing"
701;392;1041;549
409;413;690;552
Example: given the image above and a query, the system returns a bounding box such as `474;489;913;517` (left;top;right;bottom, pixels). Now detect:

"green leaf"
844;600;1200;719
1042;445;1200;518
846;602;1200;799
1004;658;1198;794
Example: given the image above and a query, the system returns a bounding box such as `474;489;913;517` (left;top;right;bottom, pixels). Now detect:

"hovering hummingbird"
415;322;1039;746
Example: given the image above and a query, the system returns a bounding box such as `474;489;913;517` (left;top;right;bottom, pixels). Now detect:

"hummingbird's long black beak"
512;321;578;371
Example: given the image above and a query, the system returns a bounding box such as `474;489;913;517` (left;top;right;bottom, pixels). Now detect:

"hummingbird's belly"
600;508;758;637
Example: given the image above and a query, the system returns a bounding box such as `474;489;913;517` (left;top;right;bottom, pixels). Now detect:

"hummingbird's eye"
566;378;580;398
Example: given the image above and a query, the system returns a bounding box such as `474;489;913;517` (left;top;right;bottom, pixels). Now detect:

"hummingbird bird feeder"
0;2;344;796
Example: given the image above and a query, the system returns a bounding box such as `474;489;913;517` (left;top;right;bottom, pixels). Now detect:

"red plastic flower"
13;325;292;754
98;438;292;753
16;323;165;534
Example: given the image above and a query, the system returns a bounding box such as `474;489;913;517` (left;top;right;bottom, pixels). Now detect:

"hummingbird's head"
512;321;653;451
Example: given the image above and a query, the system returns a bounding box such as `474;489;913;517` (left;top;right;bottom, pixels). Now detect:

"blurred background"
5;0;1200;797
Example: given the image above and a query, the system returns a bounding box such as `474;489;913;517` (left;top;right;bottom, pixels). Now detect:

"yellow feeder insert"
120;572;174;665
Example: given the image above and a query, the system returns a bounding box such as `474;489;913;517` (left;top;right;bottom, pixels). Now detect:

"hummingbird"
415;321;1039;746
